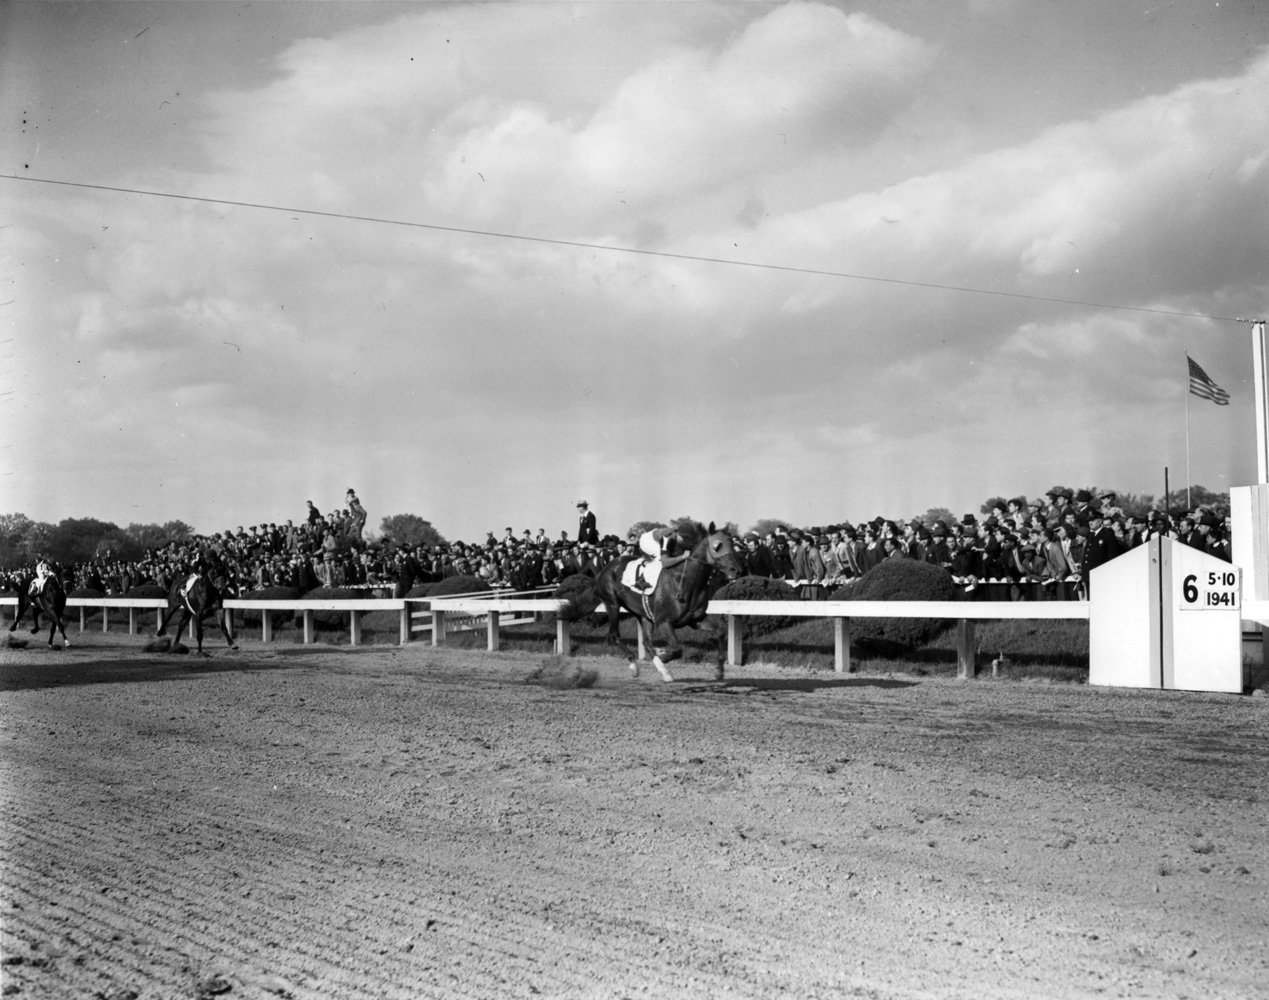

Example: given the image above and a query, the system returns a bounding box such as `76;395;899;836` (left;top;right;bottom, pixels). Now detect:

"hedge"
710;575;801;638
427;575;491;597
124;583;169;599
297;587;362;631
831;559;955;652
237;586;302;626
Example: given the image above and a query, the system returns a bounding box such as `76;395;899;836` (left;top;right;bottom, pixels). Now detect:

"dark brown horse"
559;522;743;682
157;571;238;655
9;571;71;648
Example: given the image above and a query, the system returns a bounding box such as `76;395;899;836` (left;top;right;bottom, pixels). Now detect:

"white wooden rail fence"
0;590;1116;678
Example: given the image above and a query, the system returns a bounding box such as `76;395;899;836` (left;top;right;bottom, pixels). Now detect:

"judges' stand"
1089;535;1245;693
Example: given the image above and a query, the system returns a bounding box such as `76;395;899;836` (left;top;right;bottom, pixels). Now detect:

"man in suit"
1080;509;1121;597
576;501;599;545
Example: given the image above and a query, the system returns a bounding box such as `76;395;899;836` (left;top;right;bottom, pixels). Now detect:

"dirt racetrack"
1;634;1266;1000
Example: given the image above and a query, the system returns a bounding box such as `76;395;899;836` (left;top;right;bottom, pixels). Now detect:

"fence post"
224;609;234;644
727;615;742;666
956;619;977;678
431;610;445;646
302;609;314;644
102;607;109;633
350;609;362;647
79;607;86;632
556;617;570;656
262;610;273;643
399;606;410;645
834;617;852;673
128;607;138;636
487;610;500;651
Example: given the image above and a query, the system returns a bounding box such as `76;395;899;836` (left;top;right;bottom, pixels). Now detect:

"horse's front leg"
650;624;681;683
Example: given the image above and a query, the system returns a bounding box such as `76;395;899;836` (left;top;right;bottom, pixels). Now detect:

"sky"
2;0;1267;542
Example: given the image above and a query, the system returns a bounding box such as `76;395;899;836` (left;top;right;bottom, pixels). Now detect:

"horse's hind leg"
603;606;640;676
215;607;238;650
50;610;71;648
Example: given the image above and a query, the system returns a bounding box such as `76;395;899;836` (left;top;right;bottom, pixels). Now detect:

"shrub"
405;583;436;599
125;583;168;599
237;586;301;626
831;559;955;652
297;586;360;631
428;575;491;597
68;588;105;599
710;575;800;638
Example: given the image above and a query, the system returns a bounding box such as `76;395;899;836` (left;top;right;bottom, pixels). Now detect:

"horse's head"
701;522;744;581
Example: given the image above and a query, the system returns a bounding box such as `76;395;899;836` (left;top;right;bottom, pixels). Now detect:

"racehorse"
157;570;238;655
559;522;744;682
8;571;71;648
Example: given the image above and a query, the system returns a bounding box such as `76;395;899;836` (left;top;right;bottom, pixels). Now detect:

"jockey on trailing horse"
10;557;71;648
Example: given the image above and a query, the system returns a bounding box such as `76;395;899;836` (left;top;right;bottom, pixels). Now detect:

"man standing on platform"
577;501;599;545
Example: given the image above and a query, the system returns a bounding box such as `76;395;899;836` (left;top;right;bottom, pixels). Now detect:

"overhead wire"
1;173;1258;325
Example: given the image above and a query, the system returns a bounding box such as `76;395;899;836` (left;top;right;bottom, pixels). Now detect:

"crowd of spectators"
1;486;1234;604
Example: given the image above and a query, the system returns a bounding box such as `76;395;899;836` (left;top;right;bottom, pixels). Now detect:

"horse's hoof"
652;656;674;683
628;661;639;677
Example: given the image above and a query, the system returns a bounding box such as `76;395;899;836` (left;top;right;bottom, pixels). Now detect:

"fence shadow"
683;676;919;695
0;650;305;693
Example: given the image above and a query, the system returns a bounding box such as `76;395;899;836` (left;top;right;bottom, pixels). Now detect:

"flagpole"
1185;354;1191;510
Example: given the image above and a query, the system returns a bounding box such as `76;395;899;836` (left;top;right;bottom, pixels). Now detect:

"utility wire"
2;174;1257;324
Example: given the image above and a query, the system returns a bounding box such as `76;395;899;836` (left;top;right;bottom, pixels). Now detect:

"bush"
68;588;105;599
405;583;436;599
428;575;491;597
125;583;168;599
710;575;800;638
236;586;302;626
283;586;362;631
831;559;955;652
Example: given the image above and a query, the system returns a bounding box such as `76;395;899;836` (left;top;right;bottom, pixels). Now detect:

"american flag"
1187;356;1230;405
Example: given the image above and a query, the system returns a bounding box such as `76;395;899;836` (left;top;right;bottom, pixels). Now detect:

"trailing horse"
558;522;743;682
157;571;238;656
9;570;71;648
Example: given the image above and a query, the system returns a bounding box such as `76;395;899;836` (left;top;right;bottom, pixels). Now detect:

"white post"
303;610;315;644
399;607;410;645
956;620;977;679
261;611;273;643
350;610;361;647
102;607;109;633
128;607;138;636
487;610;500;651
431;610;445;646
1253;321;1269;483
727;615;742;667
834;617;851;673
556;617;570;656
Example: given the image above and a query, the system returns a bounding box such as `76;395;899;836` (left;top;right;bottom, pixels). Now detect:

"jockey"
636;527;689;570
30;559;52;595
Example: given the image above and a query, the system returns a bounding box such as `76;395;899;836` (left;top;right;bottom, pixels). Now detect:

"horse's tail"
556;578;604;622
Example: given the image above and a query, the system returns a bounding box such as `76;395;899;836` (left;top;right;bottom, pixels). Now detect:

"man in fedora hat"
576;501;599;545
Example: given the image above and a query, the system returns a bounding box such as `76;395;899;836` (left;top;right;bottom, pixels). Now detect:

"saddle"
621;557;662;593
